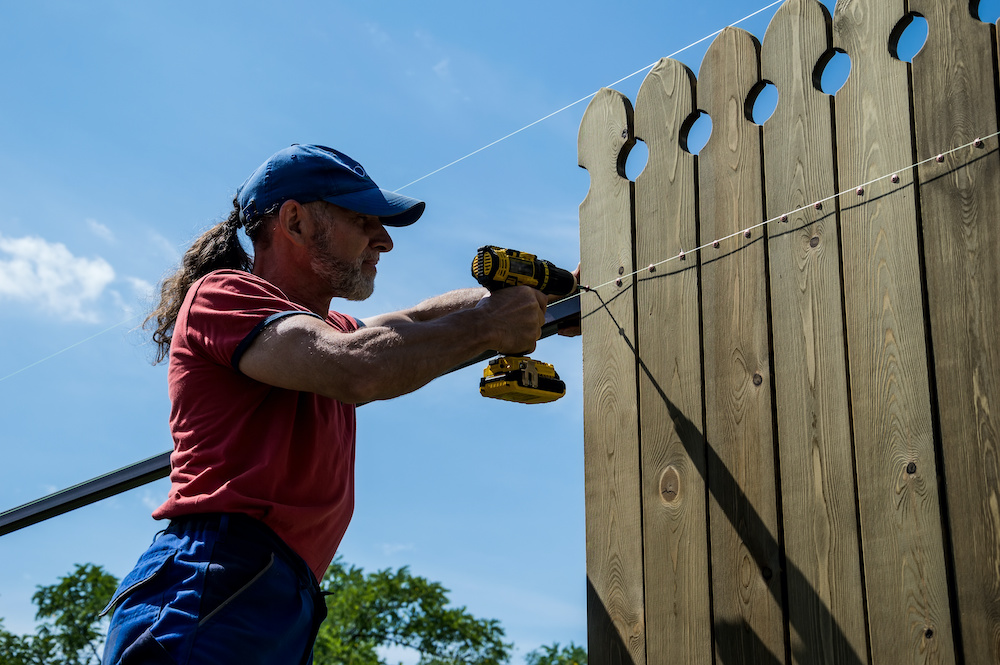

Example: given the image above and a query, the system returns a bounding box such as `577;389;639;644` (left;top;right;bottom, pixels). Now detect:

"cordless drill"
471;246;577;404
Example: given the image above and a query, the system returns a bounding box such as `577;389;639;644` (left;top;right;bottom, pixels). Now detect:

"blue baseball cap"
236;144;425;227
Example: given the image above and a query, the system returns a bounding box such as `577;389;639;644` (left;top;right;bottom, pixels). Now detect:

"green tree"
524;642;587;665
0;563;118;665
314;557;511;665
1;559;564;665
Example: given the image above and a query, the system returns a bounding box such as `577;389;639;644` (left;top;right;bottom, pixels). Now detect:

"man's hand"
474;286;548;354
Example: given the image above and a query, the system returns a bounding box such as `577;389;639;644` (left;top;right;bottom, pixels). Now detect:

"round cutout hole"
680;111;712;155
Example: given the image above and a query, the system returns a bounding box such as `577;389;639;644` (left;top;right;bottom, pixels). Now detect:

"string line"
0;314;141;384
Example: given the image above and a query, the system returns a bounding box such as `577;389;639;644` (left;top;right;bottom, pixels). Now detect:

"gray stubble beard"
309;225;376;302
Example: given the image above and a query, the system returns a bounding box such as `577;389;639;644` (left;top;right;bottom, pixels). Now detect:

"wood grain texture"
760;2;868;663
633;57;712;665
832;0;956;661
698;27;787;664
578;87;645;665
908;0;1000;660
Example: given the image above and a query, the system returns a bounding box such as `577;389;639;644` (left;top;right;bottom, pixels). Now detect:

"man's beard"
309;226;376;301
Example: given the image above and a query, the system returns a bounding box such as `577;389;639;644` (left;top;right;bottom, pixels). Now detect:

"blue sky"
0;1;991;662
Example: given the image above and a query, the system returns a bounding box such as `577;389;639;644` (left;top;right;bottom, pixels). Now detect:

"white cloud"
433;58;451;79
149;230;182;264
127;276;156;300
86;218;115;243
0;234;115;322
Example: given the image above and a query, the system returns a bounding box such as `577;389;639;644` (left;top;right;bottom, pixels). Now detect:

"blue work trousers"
101;513;327;665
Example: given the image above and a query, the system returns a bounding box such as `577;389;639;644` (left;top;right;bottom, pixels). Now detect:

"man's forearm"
362;287;488;327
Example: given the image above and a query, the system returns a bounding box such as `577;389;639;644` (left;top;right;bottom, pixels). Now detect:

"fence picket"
578;87;645;665
633;57;712;665
760;2;868;663
909;0;1000;661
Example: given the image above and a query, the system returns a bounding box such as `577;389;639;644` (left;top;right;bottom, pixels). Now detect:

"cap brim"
324;187;425;227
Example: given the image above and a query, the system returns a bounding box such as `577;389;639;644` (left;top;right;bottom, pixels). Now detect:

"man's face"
306;202;393;301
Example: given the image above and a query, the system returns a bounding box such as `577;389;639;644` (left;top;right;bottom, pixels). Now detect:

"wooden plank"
908;0;1000;660
632;57;712;665
697;27;787;664
759;2;868;663
578;87;645;665
831;0;957;661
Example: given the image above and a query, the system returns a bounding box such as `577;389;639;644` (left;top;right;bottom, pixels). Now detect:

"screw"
935;154;945;163
891;174;901;184
745;229;752;239
712;241;720;249
974;138;985;148
814;201;823;210
857;186;865;196
679;251;686;261
621;128;628;139
780;214;788;223
615;278;623;287
648;264;656;273
752;373;763;386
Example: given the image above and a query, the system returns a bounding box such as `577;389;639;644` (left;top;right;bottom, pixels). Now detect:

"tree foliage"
0;559;585;665
0;563;118;665
314;557;511;665
524;642;587;665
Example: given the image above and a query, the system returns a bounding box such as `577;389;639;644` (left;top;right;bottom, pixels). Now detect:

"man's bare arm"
360;287;488;327
238;286;547;404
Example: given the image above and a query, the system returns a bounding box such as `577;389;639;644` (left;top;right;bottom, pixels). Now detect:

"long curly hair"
144;198;272;364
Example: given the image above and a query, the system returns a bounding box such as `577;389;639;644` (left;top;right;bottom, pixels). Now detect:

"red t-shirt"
152;269;360;581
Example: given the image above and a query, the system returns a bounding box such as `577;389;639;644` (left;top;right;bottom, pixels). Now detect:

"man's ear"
276;200;310;247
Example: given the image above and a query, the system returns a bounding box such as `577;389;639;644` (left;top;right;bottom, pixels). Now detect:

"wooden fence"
577;0;1000;663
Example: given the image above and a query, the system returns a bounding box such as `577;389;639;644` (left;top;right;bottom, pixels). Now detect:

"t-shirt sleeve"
180;271;347;371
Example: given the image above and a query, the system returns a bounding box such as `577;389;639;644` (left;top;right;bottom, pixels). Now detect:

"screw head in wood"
678;251;686;261
744;229;752;238
891;173;900;184
752;373;763;386
780;214;788;223
648;264;656;273
975;138;984;148
814;201;823;210
935;154;945;163
615;278;623;287
712;241;720;249
856;187;865;196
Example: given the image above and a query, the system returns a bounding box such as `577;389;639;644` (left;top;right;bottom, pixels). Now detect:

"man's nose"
372;223;393;253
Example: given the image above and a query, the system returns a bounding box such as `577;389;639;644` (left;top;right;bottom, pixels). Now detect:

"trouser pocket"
198;552;275;626
100;552;175;620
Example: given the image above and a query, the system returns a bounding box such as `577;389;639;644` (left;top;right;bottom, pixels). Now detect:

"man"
100;144;553;664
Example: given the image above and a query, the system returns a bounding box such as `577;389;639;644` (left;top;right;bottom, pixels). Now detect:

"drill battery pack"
479;356;566;404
